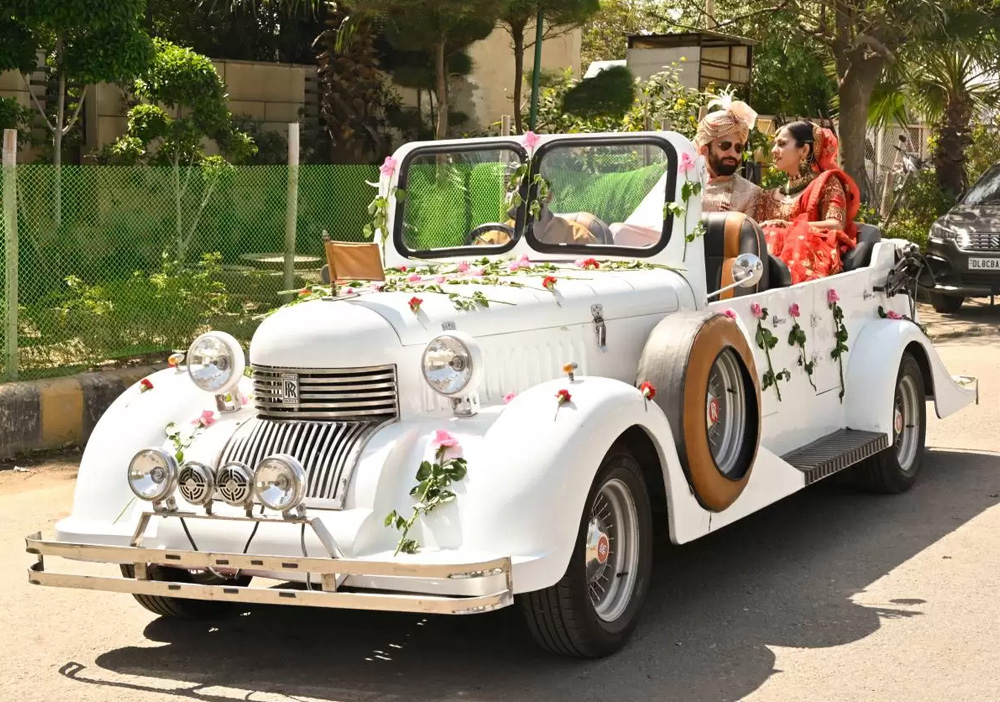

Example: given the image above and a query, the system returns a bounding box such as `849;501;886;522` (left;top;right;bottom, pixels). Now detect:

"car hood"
937;205;1000;233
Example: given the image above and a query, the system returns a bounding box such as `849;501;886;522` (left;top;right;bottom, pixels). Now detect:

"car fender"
65;368;254;526
408;376;696;593
845;319;975;434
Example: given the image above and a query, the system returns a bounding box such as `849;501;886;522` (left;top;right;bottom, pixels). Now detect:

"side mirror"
731;253;764;288
706;252;764;301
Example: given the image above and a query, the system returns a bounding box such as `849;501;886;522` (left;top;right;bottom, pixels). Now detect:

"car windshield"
960;165;1000;206
394;138;675;258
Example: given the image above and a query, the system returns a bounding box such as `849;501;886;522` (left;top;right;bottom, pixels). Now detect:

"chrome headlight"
930;221;959;241
253;454;307;512
178;461;215;507
421;332;483;397
127;448;179;503
216;462;254;507
187;331;245;395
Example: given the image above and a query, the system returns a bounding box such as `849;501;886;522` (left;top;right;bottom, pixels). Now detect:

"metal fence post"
500;115;512;136
2;129;18;381
283;122;300;299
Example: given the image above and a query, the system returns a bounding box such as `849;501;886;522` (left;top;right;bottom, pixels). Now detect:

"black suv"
925;164;1000;312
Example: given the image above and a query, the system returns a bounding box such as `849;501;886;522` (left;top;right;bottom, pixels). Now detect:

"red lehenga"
756;128;861;284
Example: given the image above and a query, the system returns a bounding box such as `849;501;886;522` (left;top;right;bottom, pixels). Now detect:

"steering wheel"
464;222;516;246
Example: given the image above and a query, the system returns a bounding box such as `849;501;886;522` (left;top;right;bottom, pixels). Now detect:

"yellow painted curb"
37;377;84;446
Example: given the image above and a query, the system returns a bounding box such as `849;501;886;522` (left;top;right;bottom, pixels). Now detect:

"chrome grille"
958;231;1000;251
219;418;379;506
252;364;398;421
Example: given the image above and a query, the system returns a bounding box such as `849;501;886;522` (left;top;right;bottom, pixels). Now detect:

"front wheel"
121;564;251;620
930;292;964;313
853;352;927;493
521;447;653;658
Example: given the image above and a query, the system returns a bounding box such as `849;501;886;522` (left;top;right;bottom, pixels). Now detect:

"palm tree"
871;49;1000;201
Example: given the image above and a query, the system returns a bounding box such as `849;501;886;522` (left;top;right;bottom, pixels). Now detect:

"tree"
500;0;600;133
109;39;256;262
360;0;508;139
656;0;998;198
0;0;153;224
580;0;672;67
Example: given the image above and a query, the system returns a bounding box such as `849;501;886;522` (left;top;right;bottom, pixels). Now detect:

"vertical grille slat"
219;417;378;508
958;231;1000;252
252;364;399;421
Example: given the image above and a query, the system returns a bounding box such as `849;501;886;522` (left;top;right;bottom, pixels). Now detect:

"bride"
756;121;861;284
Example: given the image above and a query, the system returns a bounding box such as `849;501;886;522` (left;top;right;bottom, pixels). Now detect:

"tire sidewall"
890;353;927;483
565;449;653;641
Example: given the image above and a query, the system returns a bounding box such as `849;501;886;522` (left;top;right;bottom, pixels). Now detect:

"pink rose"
517;253;531;267
827;289;840;305
432;429;459;448
471;267;485;277
679;152;696;175
503;392;517;404
508;262;520;272
372;281;385;291
408;273;422;282
434;275;446;284
344;287;354;295
723;309;737;320
789;303;801;318
887;310;903;320
193;410;216;428
750;302;764;319
380;156;397;178
457;261;470;273
522;130;540;150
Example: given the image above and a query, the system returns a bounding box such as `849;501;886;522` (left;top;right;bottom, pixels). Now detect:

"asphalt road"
2;303;998;702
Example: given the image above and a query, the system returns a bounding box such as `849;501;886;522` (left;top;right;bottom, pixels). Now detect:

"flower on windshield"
456;261;470;273
522;130;540;150
408;273;422;282
380;156;398;178
575;257;600;269
680;152;696;175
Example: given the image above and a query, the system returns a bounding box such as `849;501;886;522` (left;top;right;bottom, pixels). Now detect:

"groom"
694;96;762;216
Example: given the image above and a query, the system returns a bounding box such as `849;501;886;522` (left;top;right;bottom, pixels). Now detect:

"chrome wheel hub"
894;375;920;473
587;478;640;623
706;349;746;476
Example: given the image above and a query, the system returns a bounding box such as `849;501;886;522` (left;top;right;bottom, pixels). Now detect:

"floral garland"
878;305;927;334
289;255;681;315
363;157;405;250
787;303;817;391
827;289;848;402
751;302;790;401
663;152;705;261
385;430;467;556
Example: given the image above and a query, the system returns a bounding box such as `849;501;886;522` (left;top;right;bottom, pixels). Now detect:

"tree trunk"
933;94;973;201
836;57;883;202
53;40;65;228
435;38;448;140
512;22;527;133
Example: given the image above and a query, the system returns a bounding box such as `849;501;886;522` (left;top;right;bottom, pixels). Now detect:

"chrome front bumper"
26;511;513;616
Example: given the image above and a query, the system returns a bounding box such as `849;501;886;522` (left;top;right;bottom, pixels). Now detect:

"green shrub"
883;170;953;250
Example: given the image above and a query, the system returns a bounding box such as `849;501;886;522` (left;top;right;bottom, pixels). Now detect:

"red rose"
408;296;423;313
298;288;310;297
398;266;408;273
556;389;572;404
139;378;153;393
640;381;656;400
542;275;557;290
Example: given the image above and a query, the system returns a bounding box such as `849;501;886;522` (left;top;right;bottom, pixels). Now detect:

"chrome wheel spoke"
585;478;640;623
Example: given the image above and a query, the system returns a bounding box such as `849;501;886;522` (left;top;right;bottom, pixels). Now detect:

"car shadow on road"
920;300;1000;346
64;449;1000;702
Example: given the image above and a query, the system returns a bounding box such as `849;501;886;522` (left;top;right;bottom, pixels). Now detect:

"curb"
0;365;164;460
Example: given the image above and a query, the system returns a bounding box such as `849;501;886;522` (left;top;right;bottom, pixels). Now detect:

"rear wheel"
521;447;653;658
930;292;964;313
120;564;250;620
854;352;927;493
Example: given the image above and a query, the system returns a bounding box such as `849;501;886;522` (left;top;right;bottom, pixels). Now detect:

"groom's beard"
709;152;740;177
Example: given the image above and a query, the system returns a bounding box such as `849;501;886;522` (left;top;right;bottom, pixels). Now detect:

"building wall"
625;47;701;88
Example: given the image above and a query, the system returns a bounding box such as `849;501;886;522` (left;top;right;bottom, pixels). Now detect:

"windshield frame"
525;134;679;258
391;139;529;259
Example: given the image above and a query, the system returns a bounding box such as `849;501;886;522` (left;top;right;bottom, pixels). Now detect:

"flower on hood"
640;381;656;400
503;392;517;404
298;288;311;297
542;275;557;290
408;273;422;283
408;296;423;313
556;389;572;404
886;309;903;320
575;257;600;270
432;429;459;449
139;378;154;393
456;261;470;273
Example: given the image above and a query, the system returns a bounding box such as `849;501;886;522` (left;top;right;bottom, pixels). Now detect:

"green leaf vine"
663;160;704;261
828;290;849;402
753;304;790;401
787;305;817;392
385;437;468;556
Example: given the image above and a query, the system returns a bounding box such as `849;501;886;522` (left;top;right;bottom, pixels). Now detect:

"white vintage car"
27;132;979;658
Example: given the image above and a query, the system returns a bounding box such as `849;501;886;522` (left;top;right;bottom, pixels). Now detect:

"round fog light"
216;462;254;507
178;461;215;506
253;454;307;512
128;448;179;503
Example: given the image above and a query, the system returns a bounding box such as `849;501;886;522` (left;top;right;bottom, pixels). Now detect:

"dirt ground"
1;302;998;702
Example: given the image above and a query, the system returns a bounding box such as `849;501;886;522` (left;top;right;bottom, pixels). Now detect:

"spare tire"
636;310;761;512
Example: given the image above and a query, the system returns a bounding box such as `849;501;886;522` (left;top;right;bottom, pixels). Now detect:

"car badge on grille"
280;373;300;405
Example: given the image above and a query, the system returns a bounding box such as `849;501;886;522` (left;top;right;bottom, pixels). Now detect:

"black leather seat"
842;223;882;271
702;212;769;299
768;255;793;288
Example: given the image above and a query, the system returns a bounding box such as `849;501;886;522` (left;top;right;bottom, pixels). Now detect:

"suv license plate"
968;257;1000;270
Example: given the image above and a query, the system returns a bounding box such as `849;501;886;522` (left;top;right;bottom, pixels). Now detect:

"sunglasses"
716;140;745;154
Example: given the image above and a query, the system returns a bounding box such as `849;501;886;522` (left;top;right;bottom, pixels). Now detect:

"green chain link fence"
0;163;378;381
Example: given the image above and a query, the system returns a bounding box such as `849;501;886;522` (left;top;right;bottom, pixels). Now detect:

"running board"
783;429;890;485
